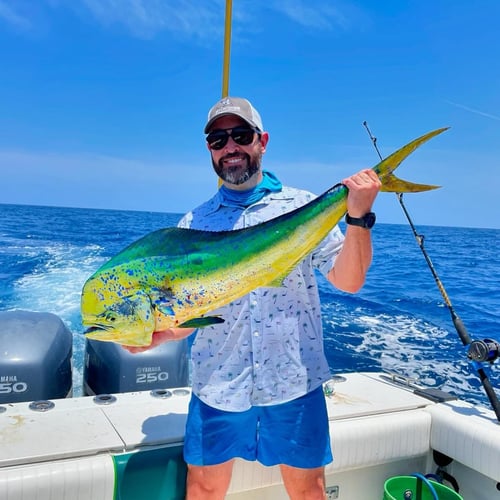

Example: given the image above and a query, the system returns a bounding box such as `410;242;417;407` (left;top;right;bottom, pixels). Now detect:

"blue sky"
1;1;499;228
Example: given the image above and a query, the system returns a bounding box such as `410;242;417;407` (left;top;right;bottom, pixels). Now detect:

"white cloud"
0;148;212;212
268;0;349;30
78;0;225;40
446;100;500;122
76;0;356;39
1;0;360;39
0;1;32;30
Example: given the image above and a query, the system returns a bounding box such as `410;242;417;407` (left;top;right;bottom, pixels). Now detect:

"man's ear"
260;131;269;153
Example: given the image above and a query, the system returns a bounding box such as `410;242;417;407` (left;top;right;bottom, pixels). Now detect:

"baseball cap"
204;97;263;133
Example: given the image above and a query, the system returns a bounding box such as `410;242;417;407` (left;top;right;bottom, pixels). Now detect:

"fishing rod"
363;121;500;422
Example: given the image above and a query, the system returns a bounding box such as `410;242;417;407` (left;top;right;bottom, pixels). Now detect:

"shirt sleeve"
311;225;345;278
177;213;192;229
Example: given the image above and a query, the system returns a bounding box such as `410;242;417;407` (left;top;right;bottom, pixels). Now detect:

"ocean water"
1;203;499;409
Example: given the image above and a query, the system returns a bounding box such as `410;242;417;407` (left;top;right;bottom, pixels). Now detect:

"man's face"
207;115;268;187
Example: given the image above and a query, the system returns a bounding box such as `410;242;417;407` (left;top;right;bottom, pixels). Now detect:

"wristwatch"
345;212;376;229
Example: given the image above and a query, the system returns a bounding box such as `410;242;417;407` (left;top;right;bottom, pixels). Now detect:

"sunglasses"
206;126;259;150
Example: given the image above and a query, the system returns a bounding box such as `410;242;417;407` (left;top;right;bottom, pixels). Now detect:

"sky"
0;0;499;229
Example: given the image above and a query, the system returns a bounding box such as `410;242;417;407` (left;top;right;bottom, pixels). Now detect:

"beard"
212;151;262;185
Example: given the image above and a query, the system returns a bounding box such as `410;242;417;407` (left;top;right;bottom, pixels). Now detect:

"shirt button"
255;362;260;368
253;331;259;337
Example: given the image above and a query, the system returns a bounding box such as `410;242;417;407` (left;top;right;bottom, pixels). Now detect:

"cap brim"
204;113;258;134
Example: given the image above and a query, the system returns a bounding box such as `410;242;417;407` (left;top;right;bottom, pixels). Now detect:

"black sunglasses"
206;126;259;150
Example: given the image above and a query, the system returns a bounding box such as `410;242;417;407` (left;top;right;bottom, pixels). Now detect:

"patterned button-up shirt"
178;185;344;411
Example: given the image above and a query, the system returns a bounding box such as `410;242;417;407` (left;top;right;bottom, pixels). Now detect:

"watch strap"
345;212;376;229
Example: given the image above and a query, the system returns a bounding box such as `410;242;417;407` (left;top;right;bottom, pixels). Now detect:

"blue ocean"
1;203;499;409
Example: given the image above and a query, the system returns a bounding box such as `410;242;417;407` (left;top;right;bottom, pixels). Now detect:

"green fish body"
81;128;447;346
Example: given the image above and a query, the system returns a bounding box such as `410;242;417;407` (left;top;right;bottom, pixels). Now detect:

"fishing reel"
467;338;500;364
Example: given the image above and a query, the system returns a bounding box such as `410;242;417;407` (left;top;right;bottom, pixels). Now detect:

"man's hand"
342;169;381;217
123;327;195;354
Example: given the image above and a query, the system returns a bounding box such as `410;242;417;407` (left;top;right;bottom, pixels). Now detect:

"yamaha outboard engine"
0;310;73;403
83;338;189;395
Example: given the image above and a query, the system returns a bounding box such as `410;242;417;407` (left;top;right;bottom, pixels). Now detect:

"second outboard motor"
83;338;189;396
0;310;73;404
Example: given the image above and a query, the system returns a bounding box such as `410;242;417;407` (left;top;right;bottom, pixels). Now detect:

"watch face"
364;212;376;228
345;212;376;228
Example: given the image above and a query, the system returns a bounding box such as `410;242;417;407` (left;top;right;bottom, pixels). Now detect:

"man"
130;97;381;499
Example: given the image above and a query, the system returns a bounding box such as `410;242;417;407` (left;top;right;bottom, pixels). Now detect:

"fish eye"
104;312;117;322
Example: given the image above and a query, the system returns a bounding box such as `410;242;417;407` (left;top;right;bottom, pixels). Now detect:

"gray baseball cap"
204;97;263;133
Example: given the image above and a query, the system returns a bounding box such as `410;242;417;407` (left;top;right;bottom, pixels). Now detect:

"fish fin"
265;265;299;287
268;277;286;287
149;290;176;316
84;326;153;347
374;127;449;188
380;173;441;193
178;316;225;328
154;303;175;316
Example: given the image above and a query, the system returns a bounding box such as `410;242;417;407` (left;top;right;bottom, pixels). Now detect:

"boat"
0;310;499;499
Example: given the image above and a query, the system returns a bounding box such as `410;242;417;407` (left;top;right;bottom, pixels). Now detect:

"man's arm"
327;168;381;293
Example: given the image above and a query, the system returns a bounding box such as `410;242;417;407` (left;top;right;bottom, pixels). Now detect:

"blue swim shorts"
183;386;333;468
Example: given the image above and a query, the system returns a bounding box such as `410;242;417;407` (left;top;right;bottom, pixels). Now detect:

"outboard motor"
83;338;189;396
0;310;73;403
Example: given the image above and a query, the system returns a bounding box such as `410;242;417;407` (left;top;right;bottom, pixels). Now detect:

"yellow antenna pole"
218;0;233;186
221;0;232;97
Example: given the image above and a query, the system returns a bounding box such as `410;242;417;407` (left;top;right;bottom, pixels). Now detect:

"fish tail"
375;127;449;193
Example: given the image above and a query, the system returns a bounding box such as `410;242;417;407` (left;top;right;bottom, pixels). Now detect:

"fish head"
81;277;156;347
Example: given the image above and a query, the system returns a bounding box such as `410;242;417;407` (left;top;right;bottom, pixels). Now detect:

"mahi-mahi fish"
81;128;448;346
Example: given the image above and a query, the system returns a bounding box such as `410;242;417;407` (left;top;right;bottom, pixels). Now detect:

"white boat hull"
1;372;499;499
